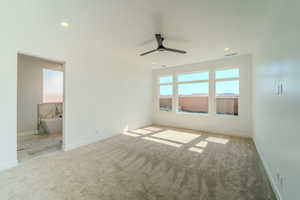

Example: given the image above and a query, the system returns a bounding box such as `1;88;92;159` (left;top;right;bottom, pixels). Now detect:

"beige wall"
17;54;64;134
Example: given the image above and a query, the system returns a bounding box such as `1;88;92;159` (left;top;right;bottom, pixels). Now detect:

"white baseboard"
63;134;117;151
18;130;39;136
253;138;282;200
0;160;18;172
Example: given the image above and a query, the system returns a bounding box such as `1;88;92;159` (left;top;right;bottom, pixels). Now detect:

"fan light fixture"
140;34;187;56
60;22;69;28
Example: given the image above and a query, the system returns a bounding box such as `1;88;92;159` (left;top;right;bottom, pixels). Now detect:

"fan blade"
140;49;158;56
155;34;163;46
164;47;187;54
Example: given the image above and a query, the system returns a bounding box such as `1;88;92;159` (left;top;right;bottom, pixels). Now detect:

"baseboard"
253;138;282;200
63;134;117;151
18;130;39;136
0;159;18;172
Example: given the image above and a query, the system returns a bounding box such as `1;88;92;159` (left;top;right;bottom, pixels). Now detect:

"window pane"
216;68;239;79
43;69;63;103
216;80;239;96
159;85;172;112
178;72;209;82
178;82;208;95
216;80;239;116
178;83;208;114
159;76;172;84
160;85;172;96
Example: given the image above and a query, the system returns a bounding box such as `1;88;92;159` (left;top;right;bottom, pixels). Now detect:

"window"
43;69;63;103
215;68;239;116
177;72;209;114
159;76;173;112
159;76;173;84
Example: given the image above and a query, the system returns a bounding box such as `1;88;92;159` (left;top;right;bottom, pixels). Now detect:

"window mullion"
176;79;208;84
209;69;215;115
159;82;174;86
215;77;239;82
173;74;178;113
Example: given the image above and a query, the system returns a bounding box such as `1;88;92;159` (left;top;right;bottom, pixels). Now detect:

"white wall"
152;55;252;138
0;1;152;171
0;49;18;171
252;0;300;199
17;54;63;134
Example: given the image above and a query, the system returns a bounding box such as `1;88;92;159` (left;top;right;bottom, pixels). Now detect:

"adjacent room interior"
0;0;299;200
17;54;64;162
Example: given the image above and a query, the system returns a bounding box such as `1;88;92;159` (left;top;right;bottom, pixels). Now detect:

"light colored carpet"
1;126;276;200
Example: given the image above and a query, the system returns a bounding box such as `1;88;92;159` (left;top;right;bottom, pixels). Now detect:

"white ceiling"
10;0;270;68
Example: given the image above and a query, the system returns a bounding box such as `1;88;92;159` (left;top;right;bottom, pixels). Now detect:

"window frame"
214;68;240;117
175;70;210;115
155;67;241;117
43;68;64;104
157;75;174;112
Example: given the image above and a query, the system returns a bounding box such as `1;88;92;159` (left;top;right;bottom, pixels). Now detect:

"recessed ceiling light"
60;22;69;28
152;62;156;65
224;48;230;51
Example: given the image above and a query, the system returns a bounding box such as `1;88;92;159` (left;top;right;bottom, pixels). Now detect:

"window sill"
158;110;173;113
214;113;240;118
42;102;63;104
176;111;209;116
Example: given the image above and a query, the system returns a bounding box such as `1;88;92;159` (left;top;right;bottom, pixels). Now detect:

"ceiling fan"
140;34;187;56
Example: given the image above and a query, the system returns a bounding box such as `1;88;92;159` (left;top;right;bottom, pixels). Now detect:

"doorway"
17;53;65;162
